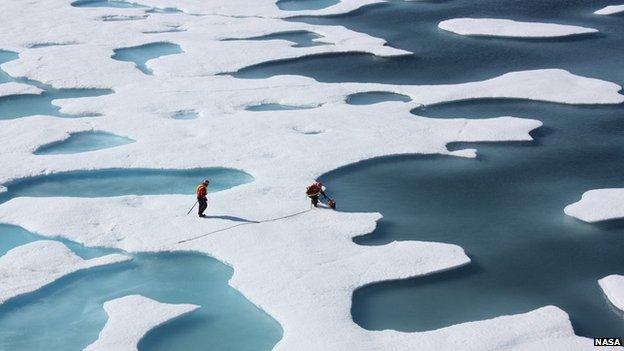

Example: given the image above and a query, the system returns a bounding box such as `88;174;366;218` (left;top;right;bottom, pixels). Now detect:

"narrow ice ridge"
0;240;130;304
599;275;624;313
0;82;43;98
438;18;598;38
564;188;624;222
595;5;624;15
84;294;199;351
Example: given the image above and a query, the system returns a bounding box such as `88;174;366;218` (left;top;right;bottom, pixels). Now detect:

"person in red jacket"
196;179;209;217
306;181;336;209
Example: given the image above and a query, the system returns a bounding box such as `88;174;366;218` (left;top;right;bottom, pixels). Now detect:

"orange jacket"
196;184;207;199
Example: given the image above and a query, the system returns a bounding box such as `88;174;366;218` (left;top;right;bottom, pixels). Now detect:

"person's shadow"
201;215;259;223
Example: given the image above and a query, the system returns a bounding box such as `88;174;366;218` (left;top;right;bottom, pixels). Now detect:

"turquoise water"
224;31;329;48
346;91;411;105
277;0;340;11
34;131;135;155
112;43;183;75
246;103;317;111
0;168;253;204
71;0;146;9
0;224;282;351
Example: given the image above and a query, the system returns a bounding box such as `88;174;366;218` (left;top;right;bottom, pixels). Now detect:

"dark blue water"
235;0;623;85
112;43;183;75
322;99;624;337
0;224;282;351
0;168;253;204
34;131;135;155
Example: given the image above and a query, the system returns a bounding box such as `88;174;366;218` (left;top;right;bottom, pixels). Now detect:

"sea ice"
0;0;623;349
0;240;130;304
594;5;624;15
438;18;598;38
599;275;624;313
84;295;199;351
564;188;624;223
0;82;43;98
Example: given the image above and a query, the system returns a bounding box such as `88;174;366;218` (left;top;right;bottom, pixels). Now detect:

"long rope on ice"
177;209;312;244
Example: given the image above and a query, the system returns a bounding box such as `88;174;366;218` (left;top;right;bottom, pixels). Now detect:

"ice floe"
438;18;598;38
564;188;624;222
0;240;130;304
595;5;624;16
599;275;624;313
0;82;43;98
84;294;199;351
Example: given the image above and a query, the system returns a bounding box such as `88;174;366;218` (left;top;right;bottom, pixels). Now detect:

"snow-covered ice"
599;275;624;313
0;82;43;98
595;5;624;15
84;294;199;351
0;240;130;304
0;0;623;349
564;189;624;222
438;18;598;38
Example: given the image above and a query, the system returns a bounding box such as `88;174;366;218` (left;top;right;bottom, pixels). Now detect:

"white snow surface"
0;0;623;349
564;188;624;222
85;295;199;351
595;5;624;15
439;18;598;38
0;240;130;304
599;275;624;313
0;82;43;98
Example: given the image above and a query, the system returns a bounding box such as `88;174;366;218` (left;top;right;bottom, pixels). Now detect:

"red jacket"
196;184;207;199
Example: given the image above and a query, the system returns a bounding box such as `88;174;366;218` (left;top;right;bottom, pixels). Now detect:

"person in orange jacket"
196;179;209;217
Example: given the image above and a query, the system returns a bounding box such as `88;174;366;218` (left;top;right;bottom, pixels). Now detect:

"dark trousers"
198;197;207;216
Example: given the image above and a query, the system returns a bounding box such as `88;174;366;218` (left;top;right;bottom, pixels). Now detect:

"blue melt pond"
346;92;412;105
0;168;253;204
276;0;340;11
0;224;282;351
225;31;329;48
246;103;317;111
71;0;146;8
34;131;135;155
112;43;183;75
0;50;112;120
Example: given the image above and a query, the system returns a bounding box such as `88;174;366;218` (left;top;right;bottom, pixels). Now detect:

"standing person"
196;179;209;218
306;181;335;209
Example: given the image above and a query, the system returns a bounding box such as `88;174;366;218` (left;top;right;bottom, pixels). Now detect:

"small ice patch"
595;5;624;16
85;295;199;351
599;275;624;313
564;188;624;223
439;18;598;38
